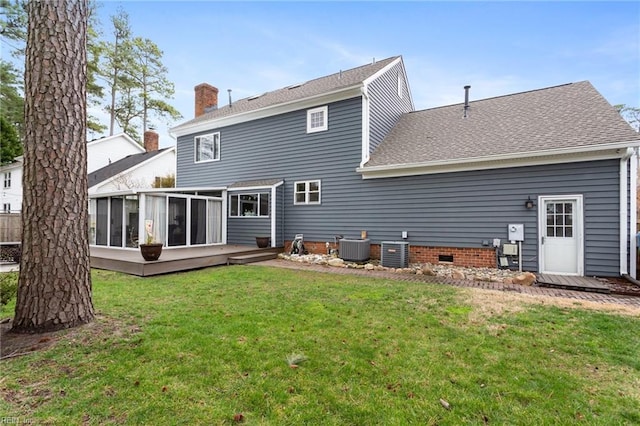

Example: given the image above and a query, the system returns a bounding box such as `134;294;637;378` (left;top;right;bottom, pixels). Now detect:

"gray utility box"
381;241;410;268
339;238;371;262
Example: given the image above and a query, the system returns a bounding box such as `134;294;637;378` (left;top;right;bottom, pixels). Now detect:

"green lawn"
1;266;639;425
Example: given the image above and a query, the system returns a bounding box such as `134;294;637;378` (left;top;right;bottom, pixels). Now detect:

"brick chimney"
194;83;219;118
144;130;159;152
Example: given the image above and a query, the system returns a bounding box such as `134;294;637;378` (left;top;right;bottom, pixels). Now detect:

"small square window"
194;133;220;163
307;106;328;133
3;172;11;189
294;180;321;205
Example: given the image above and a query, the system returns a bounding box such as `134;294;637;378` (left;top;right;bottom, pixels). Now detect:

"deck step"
227;252;279;265
536;274;610;294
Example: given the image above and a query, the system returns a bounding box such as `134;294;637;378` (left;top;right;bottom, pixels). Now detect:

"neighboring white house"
87;133;146;173
0;131;175;212
0;158;23;213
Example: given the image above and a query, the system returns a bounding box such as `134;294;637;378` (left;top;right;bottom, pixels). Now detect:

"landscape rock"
513;272;536;286
328;258;345;267
452;270;466;280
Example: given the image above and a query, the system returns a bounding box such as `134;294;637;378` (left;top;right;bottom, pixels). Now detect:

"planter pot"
255;237;271;248
140;243;163;261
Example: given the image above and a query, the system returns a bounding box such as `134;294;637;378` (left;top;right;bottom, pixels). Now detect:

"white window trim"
228;192;270;217
397;73;404;99
294;180;321;205
194;132;220;163
306;106;328;133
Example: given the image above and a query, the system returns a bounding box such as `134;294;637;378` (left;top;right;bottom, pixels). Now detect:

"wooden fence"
0;214;21;243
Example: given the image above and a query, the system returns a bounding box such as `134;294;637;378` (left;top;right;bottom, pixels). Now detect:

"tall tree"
0;0;27;57
0;115;21;164
99;8;133;136
127;37;182;133
616;104;640;132
0;59;24;140
0;0;105;136
12;0;94;333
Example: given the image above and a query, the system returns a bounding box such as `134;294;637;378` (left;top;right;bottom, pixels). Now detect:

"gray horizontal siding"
368;62;413;153
176;95;622;276
227;217;270;246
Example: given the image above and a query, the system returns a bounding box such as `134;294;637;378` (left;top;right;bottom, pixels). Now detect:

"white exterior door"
539;195;583;276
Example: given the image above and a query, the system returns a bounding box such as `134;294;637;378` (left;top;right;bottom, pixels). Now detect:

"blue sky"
93;1;639;146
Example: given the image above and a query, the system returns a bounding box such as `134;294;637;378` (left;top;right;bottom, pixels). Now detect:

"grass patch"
1;266;639;424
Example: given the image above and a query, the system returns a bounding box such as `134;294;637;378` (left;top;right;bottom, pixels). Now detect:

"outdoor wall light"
524;196;535;209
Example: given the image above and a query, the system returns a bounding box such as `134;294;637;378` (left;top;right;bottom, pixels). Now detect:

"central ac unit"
339;238;370;262
381;241;410;268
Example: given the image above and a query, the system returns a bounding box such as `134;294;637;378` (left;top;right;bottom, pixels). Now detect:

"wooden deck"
90;245;282;277
536;273;610;294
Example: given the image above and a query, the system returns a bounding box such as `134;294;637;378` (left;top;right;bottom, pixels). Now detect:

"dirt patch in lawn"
0;315;127;360
462;287;640;319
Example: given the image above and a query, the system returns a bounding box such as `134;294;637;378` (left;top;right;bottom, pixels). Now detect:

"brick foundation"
285;240;496;268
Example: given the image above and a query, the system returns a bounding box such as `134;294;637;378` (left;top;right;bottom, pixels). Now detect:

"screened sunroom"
89;189;225;249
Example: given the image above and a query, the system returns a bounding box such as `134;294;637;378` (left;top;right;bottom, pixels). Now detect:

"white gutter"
357;140;640;178
620;147;635;276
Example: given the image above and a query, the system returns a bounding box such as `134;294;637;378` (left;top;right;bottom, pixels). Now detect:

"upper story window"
307;106;328;133
397;72;404;99
3;172;11;188
294;180;321;205
229;193;270;217
194;133;220;163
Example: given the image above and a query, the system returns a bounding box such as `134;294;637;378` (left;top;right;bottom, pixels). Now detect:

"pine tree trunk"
12;0;95;333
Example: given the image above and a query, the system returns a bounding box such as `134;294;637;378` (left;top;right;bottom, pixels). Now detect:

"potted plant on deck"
139;219;163;261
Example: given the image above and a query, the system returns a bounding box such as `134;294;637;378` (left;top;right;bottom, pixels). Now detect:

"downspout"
619;147;634;276
271;181;284;248
360;86;370;168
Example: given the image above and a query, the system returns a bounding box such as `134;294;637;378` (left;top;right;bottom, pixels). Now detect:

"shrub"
0;272;18;306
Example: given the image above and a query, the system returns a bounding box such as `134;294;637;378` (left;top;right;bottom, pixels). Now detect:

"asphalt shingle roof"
365;81;640;167
88;148;171;188
172;56;399;130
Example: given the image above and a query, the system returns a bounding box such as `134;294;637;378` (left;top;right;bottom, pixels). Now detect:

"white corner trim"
619;151;633;276
360;86;370;168
270;184;278;248
630;149;638;278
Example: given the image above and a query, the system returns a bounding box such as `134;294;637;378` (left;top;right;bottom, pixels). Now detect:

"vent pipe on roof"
463;85;471;118
339;70;342;79
228;89;232;107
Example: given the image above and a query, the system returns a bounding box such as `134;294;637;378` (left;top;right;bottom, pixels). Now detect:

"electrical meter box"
508;224;524;242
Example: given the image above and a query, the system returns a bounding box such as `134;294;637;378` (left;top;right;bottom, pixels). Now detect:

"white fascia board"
87;132;145;153
171;86;363;137
357;141;640;179
362;57;402;86
89;186;226;199
228;181;284;192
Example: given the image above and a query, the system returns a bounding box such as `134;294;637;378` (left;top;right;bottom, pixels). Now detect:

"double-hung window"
306;106;328;133
229;193;270;217
294;180;321;205
194;133;220;163
3;172;11;188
